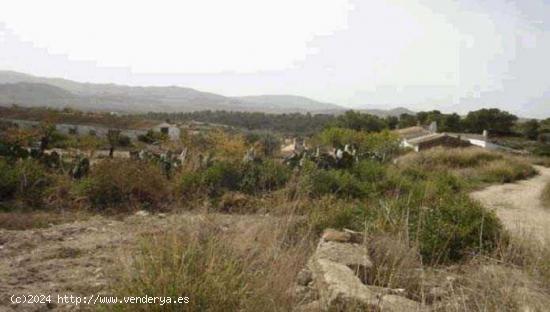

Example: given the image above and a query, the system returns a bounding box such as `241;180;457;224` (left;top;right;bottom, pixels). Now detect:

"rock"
315;240;373;270
134;210;149;217
297;268;313;286
309;259;379;310
157;213;167;218
321;228;352;243
343;228;364;243
380;294;422;312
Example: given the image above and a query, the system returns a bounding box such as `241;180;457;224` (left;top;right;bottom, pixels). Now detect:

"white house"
153;122;181;141
395;122;504;152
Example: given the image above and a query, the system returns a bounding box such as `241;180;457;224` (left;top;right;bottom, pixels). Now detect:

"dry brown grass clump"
449;264;550;311
106;216;314;312
436;232;550;311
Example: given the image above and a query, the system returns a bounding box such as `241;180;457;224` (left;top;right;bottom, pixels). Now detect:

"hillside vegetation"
1;108;550;311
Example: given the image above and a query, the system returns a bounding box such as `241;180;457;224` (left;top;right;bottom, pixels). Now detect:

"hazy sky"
1;0;549;117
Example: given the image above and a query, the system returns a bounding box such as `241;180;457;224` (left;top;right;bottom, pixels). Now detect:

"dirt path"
0;213;285;311
471;165;550;243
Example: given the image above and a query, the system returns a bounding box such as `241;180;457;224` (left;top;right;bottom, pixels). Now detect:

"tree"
416;110;442;125
332;110;387;132
398;113;418;128
463;108;518;135
440;113;462;132
517;119;540;140
107;129;121;158
385;116;399;130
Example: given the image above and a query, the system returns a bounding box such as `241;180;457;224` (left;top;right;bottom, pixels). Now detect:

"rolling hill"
0;71;412;116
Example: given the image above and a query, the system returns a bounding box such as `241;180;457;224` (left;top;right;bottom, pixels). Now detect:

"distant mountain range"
0;71;414;116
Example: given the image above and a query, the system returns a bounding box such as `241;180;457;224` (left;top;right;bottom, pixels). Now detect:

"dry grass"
529;156;550;168
398;147;536;188
445;232;550;312
105;216;314;312
542;181;550;209
0;210;89;230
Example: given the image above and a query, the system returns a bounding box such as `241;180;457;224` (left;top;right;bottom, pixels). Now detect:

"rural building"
152;122;181;141
446;131;502;150
404;133;471;152
1;118;148;140
395;122;500;152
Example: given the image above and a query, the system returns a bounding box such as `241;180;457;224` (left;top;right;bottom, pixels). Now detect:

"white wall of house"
153;125;181;141
466;138;487;148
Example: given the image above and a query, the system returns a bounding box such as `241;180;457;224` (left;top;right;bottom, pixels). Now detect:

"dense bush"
354;173;504;264
79;160;170;210
239;160;290;194
14;158;52;206
305;196;361;235
179;160;290;199
305;169;366;199
178;161;241;198
0;159;18;200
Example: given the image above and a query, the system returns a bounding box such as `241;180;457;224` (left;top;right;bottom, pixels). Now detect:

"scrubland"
1;125;550;311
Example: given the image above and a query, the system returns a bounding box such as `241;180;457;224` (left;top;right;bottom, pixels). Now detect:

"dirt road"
471;165;550;243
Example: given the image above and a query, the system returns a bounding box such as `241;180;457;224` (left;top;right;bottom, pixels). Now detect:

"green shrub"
305;168;366;199
351;172;503;264
351;159;386;182
415;193;502;263
0;158;51;205
117;135;132;147
14;158;51;206
201;161;241;195
239;160;290;194
79;160;170;210
178;161;241;199
306;196;361;235
0;159;18;200
178;171;205;199
179;160;290;199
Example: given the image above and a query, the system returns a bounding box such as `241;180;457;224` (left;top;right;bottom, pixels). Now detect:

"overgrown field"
1;122;550;311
